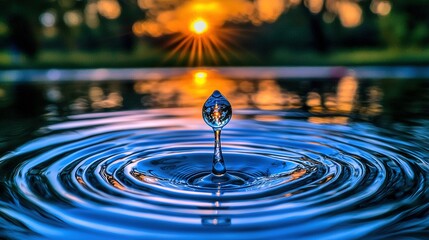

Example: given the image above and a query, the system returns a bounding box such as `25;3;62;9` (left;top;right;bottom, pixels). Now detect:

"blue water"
0;69;428;239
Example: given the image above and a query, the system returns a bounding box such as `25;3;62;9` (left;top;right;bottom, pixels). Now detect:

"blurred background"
0;0;428;141
1;0;429;68
0;0;428;172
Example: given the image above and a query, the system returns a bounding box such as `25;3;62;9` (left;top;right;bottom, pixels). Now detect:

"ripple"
0;108;428;239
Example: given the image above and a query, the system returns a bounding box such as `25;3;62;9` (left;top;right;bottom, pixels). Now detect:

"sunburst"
165;18;238;66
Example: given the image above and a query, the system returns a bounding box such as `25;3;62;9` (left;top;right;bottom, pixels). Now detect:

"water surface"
0;68;428;239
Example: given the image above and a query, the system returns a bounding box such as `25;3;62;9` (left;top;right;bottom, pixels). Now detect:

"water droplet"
192;91;246;187
202;90;232;130
203;90;231;176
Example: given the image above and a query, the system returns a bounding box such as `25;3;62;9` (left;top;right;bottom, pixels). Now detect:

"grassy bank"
1;47;429;69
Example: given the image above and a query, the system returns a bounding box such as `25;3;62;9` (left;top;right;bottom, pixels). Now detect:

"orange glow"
371;0;391;16
305;0;323;14
132;22;143;36
166;22;237;65
137;0;155;9
131;0;374;64
256;0;285;22
132;21;162;37
97;0;121;20
85;2;99;28
190;19;208;34
337;2;362;28
133;0;383;37
134;1;251;37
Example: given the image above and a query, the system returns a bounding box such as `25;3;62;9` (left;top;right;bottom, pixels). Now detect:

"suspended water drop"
188;90;246;188
203;90;232;130
203;90;232;176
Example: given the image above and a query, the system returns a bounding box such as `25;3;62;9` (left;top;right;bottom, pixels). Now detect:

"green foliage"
1;0;429;67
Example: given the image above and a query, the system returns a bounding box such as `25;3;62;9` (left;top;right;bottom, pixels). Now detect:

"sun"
190;18;208;34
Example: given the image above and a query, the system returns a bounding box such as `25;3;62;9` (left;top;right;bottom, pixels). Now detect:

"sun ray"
197;37;203;65
165;34;193;62
203;37;219;65
189;37;198;65
208;34;230;63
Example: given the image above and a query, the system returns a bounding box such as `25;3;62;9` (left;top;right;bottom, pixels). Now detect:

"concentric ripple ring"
0;108;428;240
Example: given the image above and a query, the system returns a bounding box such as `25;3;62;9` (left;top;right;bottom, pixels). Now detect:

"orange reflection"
252;80;287;110
324;93;337;111
134;70;238;111
194;71;208;85
284;168;307;185
132;171;159;184
133;69;300;111
89;86;123;110
365;86;383;116
308;116;349;125
306;91;323;113
107;176;125;190
254;115;282;122
291;168;307;180
319;174;334;184
337;75;358;113
76;176;85;185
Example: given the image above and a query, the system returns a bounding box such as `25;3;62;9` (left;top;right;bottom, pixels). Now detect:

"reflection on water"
0;69;427;124
336;75;358;113
0;69;428;124
0;68;428;239
0;108;428;239
89;86;123;109
0;69;422;123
